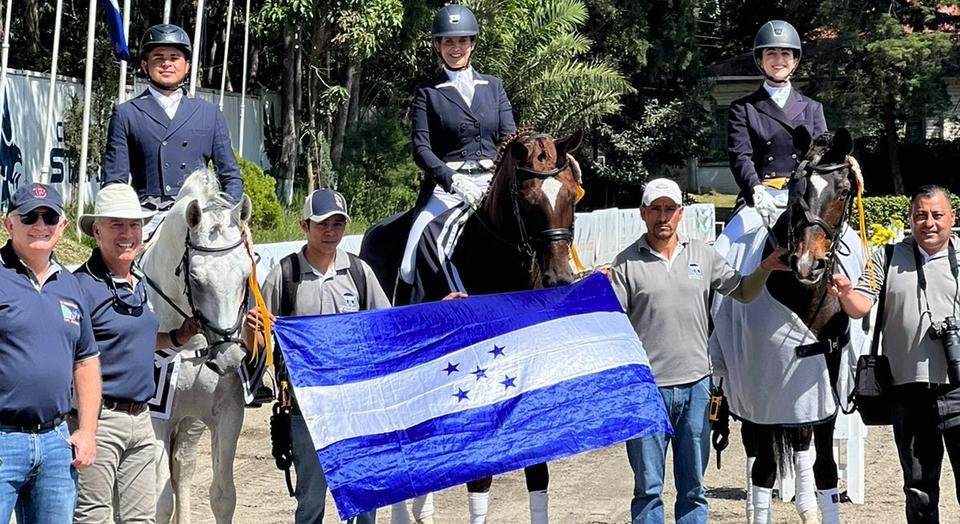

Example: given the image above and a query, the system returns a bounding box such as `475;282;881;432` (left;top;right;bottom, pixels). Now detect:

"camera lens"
941;317;960;385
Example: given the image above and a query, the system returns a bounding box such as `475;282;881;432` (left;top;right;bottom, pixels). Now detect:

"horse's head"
182;192;254;374
491;129;584;288
776;128;858;285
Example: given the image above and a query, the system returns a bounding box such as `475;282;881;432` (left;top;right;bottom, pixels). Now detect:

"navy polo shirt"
74;249;159;402
0;241;99;426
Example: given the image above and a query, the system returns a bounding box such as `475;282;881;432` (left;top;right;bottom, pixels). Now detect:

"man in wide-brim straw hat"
72;184;199;523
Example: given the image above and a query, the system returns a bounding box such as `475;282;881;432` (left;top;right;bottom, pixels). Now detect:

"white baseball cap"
642;178;683;206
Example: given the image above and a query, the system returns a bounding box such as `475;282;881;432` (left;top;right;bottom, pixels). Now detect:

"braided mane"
494;128;536;169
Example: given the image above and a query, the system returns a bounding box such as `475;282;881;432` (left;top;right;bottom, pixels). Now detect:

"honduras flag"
273;273;671;519
99;0;130;62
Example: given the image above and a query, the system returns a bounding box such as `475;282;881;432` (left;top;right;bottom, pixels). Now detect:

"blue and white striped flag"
273;273;671;519
99;0;130;62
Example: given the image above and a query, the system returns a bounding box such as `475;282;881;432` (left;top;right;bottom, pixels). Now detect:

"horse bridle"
509;133;576;259
784;159;855;264
144;230;249;375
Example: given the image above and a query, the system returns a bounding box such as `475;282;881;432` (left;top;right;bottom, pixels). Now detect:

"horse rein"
143;229;249;375
782;159;857;267
509;133;577;258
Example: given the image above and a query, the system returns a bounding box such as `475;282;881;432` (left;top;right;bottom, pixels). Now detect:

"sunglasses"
18;210;61;226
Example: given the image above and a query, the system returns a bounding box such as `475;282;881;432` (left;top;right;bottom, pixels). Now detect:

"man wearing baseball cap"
0;183;102;522
72;184;200;522
602;178;787;524
244;189;390;523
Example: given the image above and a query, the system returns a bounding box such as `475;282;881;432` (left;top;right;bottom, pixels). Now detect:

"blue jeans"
0;422;78;524
626;376;710;524
291;414;376;524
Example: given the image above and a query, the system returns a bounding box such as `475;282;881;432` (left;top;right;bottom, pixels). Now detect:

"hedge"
852;195;960;229
237;154;282;231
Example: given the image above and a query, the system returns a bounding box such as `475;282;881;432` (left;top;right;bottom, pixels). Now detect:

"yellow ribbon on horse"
242;225;273;366
849;155;877;291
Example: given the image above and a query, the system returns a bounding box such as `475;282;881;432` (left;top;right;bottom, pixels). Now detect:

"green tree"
470;0;634;135
806;1;957;194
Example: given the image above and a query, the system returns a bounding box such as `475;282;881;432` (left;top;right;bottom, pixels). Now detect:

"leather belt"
456;167;491;175
103;398;148;415
0;414;66;433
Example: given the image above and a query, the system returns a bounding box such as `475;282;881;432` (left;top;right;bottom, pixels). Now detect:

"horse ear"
833;128;854;156
510;140;529;163
555;129;584;158
185;199;202;228
793;126;812;155
234;194;252;224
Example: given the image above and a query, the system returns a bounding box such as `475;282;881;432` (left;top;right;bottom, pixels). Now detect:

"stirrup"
246;385;275;408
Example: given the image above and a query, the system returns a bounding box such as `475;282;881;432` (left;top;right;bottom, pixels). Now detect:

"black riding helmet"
140;24;192;59
432;4;479;40
753;20;801;79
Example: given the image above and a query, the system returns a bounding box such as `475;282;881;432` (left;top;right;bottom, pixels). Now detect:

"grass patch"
688;190;737;225
248;203;371;244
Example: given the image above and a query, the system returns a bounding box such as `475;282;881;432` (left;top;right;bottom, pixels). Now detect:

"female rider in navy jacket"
716;20;827;255
399;4;516;302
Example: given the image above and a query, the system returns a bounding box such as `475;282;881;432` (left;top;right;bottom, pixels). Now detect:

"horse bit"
144;230;249;376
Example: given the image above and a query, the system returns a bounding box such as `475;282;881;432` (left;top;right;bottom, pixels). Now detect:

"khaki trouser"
70;407;157;523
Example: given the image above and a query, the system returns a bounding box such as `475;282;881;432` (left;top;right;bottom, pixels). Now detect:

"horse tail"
771;426;796;473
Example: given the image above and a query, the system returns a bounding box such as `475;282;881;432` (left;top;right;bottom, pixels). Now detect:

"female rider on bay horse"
399;4;517;305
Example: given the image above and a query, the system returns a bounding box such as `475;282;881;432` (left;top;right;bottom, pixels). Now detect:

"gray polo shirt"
610;235;742;387
855;236;960;385
261;247;391;317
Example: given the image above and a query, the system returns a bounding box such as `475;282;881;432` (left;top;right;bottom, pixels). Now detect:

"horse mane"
144;169;236;252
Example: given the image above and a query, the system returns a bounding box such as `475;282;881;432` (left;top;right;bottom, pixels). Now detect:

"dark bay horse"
750;128;860;523
712;128;862;523
360;128;584;516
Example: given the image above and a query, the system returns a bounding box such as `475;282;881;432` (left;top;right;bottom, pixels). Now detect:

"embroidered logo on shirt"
60;299;81;325
342;292;359;312
687;262;704;280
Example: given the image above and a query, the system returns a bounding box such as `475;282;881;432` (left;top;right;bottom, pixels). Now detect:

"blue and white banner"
100;0;131;62
273;273;671;519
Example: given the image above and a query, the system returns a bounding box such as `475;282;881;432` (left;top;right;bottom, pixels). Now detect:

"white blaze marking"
541;178;563;212
809;174;829;199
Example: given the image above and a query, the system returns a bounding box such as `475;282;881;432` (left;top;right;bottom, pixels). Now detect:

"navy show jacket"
727;86;827;201
101;90;243;205
411;70;516;208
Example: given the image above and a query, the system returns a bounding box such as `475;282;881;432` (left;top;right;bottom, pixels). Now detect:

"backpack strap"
346;253;368;311
869;243;896;357
279;253;302;317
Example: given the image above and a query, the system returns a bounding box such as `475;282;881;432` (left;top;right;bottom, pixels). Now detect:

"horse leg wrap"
817;488;841;524
412;493;435;523
528;489;548;524
391;501;410;524
794;449;819;522
468;492;489;524
751;486;772;524
745;456;756;522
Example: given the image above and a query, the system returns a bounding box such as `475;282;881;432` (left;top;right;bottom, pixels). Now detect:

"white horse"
141;170;253;524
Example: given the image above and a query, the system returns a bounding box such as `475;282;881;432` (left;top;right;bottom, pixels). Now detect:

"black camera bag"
849;244;895;426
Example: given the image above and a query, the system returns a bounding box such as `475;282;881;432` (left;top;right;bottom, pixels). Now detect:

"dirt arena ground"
185;406;959;523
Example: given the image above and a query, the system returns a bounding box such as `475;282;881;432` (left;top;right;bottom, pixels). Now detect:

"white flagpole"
117;0;131;102
163;0;171;24
77;0;98;235
189;0;204;96
238;0;250;158
39;0;64;184
0;0;14;117
218;0;233;111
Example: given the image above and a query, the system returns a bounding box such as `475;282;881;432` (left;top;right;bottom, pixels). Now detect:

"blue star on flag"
501;375;516;390
443;362;460;375
472;366;487;380
453;387;470;402
489;345;505;358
